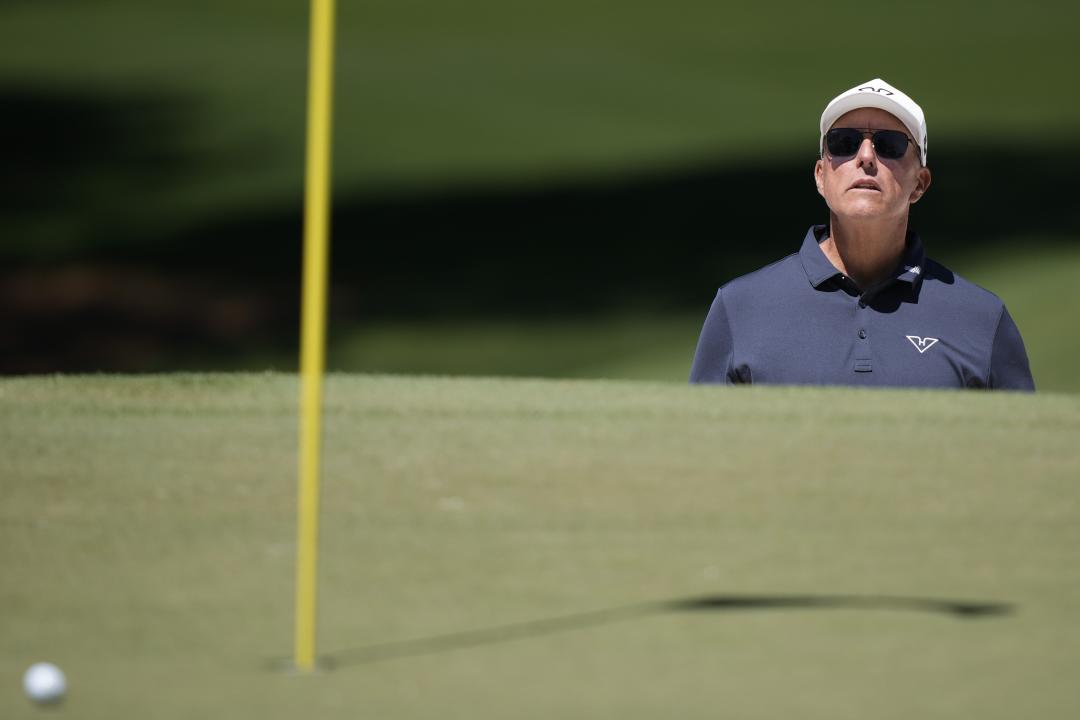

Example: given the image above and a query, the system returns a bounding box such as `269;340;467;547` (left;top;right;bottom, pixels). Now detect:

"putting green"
3;374;1079;718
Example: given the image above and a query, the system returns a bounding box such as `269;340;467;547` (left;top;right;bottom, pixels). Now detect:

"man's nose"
855;137;877;169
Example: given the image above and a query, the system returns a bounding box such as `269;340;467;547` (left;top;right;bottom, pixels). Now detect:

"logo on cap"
858;86;894;95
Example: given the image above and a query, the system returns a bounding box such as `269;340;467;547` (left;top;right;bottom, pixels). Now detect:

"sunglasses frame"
823;128;920;162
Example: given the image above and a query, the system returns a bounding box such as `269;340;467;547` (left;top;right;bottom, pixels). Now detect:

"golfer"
689;78;1034;390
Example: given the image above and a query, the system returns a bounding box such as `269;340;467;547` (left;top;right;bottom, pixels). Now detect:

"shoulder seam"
716;286;735;381
721;251;802;291
926;258;1005;303
986;303;1007;388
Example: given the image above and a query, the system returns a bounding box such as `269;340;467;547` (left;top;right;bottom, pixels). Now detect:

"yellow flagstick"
295;0;337;673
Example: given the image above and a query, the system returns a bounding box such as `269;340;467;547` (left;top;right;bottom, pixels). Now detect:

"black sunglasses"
825;128;917;160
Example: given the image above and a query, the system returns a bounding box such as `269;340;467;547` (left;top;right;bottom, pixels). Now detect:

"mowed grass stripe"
2;374;1079;719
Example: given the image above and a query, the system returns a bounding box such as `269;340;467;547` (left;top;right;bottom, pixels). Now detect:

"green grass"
326;314;705;380
3;373;1080;718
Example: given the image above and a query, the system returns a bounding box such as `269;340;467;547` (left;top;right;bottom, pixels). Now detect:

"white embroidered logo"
906;335;939;354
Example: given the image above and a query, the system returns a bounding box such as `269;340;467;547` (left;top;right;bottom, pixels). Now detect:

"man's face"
814;108;931;222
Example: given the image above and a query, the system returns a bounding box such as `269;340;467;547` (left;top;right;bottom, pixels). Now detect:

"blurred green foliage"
2;0;1077;389
4;0;1079;249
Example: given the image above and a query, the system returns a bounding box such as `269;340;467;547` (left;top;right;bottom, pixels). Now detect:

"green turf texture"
3;374;1079;718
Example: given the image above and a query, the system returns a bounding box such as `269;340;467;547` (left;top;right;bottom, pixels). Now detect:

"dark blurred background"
3;0;1078;389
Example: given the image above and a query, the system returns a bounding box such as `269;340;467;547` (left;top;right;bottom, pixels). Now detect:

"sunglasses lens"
826;129;912;160
826;129;862;157
872;130;909;159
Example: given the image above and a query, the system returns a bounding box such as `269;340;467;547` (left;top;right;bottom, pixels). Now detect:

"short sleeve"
690;288;736;384
988;306;1035;391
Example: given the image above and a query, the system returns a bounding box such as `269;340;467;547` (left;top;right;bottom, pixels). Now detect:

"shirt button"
858;329;867;339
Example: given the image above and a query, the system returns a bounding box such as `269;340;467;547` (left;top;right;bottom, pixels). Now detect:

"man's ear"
909;166;932;204
814;159;825;197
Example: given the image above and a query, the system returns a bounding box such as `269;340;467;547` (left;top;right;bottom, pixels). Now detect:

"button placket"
854;297;872;372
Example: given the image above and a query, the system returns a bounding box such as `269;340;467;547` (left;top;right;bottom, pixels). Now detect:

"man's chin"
833;201;893;221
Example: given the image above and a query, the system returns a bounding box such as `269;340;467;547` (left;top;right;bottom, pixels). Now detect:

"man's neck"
820;214;909;291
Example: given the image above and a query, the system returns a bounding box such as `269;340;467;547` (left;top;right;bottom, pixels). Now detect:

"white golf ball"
22;662;66;704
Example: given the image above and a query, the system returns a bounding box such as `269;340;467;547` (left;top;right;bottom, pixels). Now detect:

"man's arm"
988;306;1035;391
689;288;737;384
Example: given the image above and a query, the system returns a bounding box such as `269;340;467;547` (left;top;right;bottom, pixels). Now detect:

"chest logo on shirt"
906;335;939;354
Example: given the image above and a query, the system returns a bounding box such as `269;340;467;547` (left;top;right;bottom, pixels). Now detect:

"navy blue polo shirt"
689;225;1035;390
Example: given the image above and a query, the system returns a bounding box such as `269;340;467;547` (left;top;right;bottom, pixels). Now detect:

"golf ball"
23;662;66;704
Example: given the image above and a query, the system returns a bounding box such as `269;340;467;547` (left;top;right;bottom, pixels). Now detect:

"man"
689;78;1034;390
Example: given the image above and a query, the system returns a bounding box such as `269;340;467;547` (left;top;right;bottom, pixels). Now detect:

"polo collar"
800;225;841;288
894;232;926;287
799;224;927;291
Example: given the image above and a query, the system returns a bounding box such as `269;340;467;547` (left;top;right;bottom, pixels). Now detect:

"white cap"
819;78;928;165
